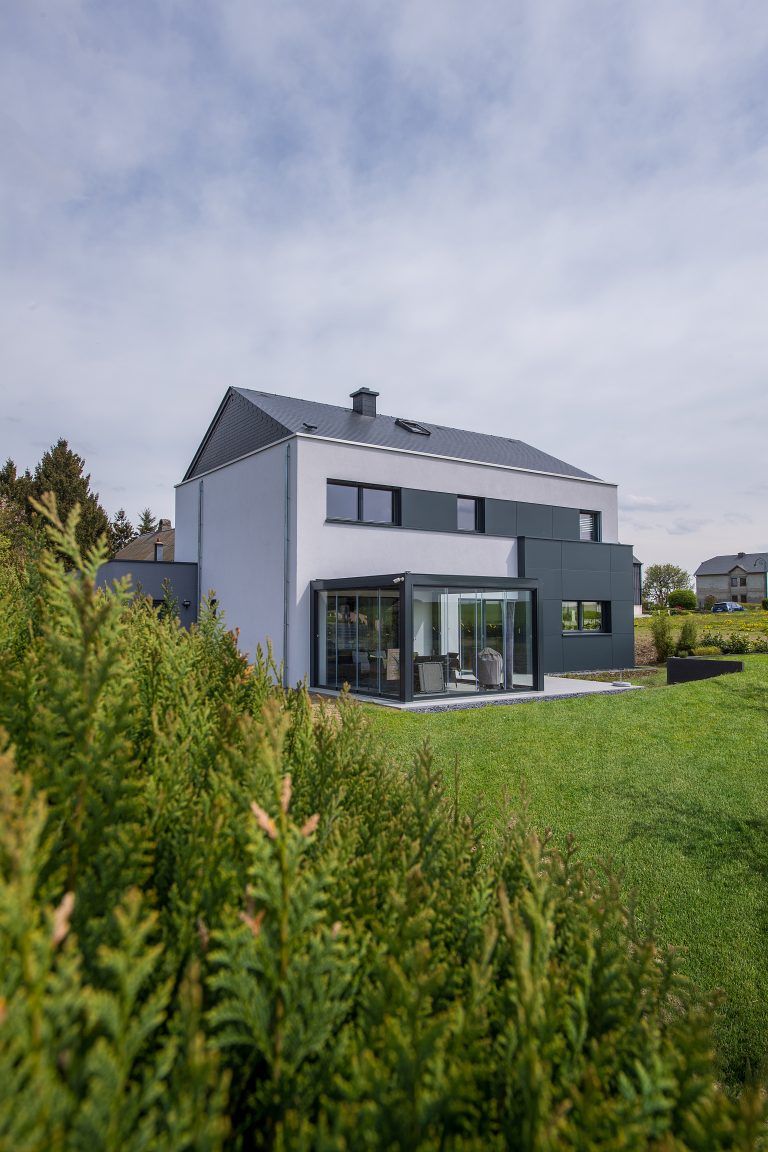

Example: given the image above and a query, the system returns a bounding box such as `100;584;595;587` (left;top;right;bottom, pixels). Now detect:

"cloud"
620;494;687;513
667;518;712;536
1;0;767;570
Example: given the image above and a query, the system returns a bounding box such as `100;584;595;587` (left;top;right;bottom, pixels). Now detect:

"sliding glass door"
317;589;400;697
413;587;534;696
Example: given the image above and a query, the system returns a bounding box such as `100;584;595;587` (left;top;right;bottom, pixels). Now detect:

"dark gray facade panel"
517;502;554;539
610;570;635;601
562;635;614;672
97;560;199;628
538;569;566;599
185;390;290;480
400;488;457;534
542;635;564;673
561;570;612;601
611;634;636;667
610;546;634;572
485;498;518;537
519;537;563;572
609;600;636;635
562;541;615;571
519;535;636;672
552;506;580;540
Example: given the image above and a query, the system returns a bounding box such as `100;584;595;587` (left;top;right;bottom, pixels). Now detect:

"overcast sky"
2;1;767;573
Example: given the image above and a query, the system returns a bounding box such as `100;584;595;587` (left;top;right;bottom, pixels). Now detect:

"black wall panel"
400;488;457;533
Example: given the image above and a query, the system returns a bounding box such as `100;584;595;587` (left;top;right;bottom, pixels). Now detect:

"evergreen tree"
109;508;135;556
138;507;158;535
31;439;110;562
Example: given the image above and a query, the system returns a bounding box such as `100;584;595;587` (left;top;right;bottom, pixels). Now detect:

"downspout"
283;442;291;688
197;479;204;609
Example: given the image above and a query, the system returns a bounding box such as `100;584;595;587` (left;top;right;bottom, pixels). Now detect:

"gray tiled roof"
183;388;600;482
695;552;768;576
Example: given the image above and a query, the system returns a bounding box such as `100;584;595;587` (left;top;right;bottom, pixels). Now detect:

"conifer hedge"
0;498;764;1150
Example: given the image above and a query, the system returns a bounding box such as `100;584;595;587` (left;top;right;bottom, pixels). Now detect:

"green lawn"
366;656;768;1085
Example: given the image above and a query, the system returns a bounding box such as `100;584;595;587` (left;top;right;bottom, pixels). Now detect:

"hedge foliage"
0;498;764;1151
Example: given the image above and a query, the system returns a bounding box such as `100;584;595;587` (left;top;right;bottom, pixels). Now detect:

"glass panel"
562;601;579;631
334;594;358;686
581;602;603;631
318;591;332;687
379;591;400;697
361;487;394;523
356;594;378;693
327;482;358;521
457;497;477;531
507;591;534;689
412;586;535;696
478;594;504;691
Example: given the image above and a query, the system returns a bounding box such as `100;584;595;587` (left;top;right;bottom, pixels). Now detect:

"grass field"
366;656;768;1085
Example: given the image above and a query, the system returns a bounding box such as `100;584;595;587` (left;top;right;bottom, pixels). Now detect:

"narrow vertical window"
457;496;483;532
579;511;601;541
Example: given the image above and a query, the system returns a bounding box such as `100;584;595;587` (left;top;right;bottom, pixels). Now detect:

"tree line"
1;439;164;561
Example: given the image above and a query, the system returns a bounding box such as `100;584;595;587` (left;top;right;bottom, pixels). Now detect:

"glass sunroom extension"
311;574;542;702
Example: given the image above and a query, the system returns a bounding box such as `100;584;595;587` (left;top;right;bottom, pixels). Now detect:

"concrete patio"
313;675;641;712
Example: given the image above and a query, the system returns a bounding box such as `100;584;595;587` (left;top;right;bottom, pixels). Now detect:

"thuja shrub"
0;499;764;1151
650;610;676;663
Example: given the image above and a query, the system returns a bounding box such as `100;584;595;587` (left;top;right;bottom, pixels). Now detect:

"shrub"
751;636;768;655
0;500;763;1149
650;611;676;663
693;646;722;656
669;589;697;611
724;631;751;655
762;599;768;612
704;595;717;611
676;617;699;656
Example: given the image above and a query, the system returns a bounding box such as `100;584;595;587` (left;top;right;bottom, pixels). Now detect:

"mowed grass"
365;656;768;1085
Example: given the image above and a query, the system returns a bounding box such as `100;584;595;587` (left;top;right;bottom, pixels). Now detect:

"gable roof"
695;552;768;576
115;525;175;562
183;387;604;483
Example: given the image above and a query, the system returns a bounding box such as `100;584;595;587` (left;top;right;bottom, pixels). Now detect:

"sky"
1;0;767;574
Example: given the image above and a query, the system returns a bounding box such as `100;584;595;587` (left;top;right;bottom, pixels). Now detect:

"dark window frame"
456;495;485;533
326;480;400;526
579;510;602;542
562;599;611;634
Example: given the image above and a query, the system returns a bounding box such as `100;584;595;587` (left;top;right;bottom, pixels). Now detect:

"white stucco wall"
174;443;294;667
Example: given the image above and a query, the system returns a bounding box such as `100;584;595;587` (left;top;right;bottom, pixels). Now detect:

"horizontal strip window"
579;511;601;541
327;480;400;526
562;600;610;633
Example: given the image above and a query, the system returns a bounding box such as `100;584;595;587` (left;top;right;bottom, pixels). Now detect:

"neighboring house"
115;519;175;562
695;552;768;606
633;556;643;616
172;386;636;702
98;519;198;628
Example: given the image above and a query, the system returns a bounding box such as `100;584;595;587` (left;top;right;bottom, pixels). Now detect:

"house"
695;552;768;607
171;386;635;702
115;518;175;562
98;519;198;628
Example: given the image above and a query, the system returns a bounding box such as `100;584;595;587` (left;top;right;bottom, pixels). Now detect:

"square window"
327;482;358;521
457;496;479;532
361;487;394;524
579;511;601;541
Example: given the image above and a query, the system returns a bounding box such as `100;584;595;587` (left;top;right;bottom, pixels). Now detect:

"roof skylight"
395;417;431;436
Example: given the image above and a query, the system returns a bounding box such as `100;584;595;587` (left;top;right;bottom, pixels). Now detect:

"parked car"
712;601;745;613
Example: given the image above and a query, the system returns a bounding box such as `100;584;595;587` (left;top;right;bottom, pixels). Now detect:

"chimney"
158;518;172;532
154;540;164;562
738;551;745;558
350;387;379;417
